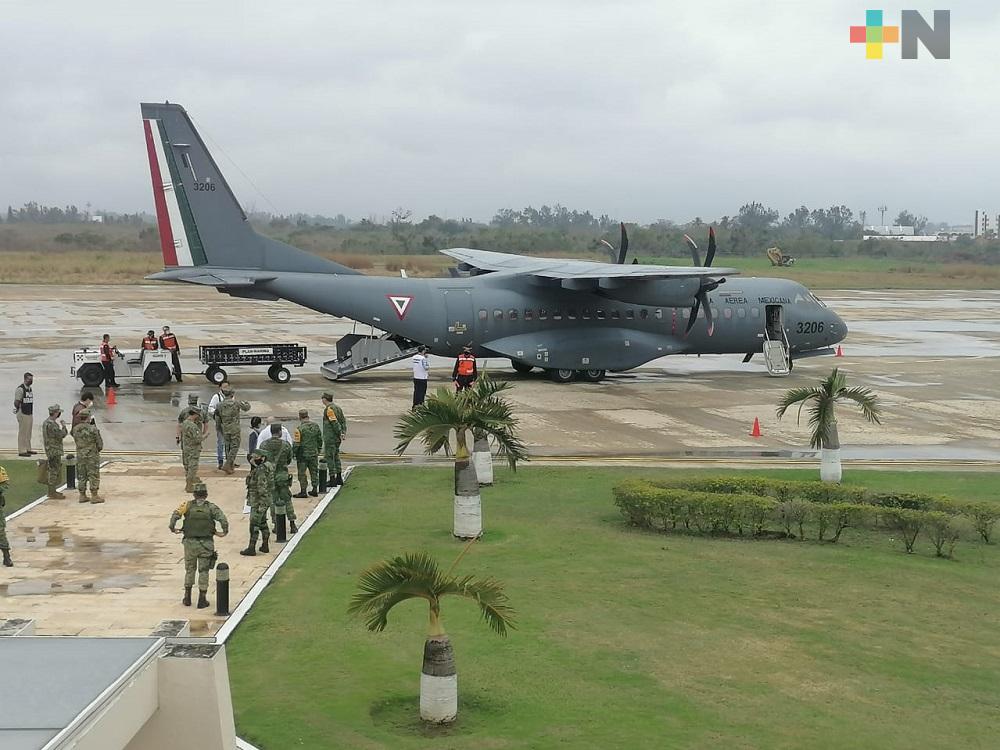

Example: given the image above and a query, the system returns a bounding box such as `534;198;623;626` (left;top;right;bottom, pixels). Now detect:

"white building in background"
862;225;940;241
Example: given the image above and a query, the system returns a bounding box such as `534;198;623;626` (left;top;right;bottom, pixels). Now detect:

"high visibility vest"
100;343;113;362
161;333;179;350
456;354;475;376
142;337;158;350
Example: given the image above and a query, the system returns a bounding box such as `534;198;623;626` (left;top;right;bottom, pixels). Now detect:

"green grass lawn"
0;459;44;514
226;466;1000;749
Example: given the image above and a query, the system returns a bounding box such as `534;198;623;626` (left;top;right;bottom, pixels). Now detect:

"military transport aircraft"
140;102;847;382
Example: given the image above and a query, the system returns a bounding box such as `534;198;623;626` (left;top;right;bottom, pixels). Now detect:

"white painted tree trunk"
820;448;842;483
453;493;483;538
472;434;493;486
453;455;482;538
820;420;842;483
421;635;458;723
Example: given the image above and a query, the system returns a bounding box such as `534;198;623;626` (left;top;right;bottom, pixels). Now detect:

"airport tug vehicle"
71;347;174;387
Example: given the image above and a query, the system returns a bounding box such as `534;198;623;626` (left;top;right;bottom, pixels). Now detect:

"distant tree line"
2;202;147;226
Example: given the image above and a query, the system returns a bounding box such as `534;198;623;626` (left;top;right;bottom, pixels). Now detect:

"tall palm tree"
395;374;527;538
776;367;882;482
348;546;515;724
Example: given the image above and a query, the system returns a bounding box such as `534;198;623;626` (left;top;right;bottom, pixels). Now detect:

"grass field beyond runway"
226;466;1000;749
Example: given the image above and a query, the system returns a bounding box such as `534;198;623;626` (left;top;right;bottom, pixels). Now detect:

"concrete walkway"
0;462;323;636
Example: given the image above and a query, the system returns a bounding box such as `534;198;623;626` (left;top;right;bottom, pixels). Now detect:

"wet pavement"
0;462;322;636
0;285;998;462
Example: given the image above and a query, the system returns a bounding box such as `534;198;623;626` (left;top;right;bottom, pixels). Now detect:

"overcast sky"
1;1;994;224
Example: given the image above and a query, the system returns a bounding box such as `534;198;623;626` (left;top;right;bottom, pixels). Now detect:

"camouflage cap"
49;404;62;414
78;408;92;419
298;409;309;418
187;394;199;404
321;392;333;401
192;481;208;496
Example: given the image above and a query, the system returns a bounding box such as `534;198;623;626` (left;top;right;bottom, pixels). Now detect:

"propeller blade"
685;295;702;335
617;223;629;265
705;227;717;268
599;238;615;261
683;234;701;267
702;291;715;336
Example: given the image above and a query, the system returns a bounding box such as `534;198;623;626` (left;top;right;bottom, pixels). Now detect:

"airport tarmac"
1;284;999;462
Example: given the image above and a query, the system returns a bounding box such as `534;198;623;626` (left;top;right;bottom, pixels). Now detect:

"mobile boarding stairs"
321;324;420;381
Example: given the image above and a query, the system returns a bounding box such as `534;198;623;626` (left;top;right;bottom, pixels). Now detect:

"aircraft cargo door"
443;289;474;348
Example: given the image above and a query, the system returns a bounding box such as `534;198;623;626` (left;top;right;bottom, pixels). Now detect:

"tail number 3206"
796;321;824;334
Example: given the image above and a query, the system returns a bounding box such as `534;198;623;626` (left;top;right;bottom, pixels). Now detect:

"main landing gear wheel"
206;366;228;385
548;368;576;383
580;369;606;382
511;360;534;375
269;365;291;384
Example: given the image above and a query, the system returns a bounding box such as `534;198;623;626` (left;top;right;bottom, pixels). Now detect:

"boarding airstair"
762;329;791;376
321;326;420;380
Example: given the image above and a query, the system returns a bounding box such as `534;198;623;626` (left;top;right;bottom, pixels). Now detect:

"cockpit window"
809;293;827;308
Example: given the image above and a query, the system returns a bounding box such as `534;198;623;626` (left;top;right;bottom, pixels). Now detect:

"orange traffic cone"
835;345;844;357
749;417;762;438
106;387;117;406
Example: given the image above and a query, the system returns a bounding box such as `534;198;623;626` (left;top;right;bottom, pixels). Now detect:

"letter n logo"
902;10;950;59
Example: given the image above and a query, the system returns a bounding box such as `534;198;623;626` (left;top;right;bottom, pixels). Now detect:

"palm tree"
776;367;882;482
348;546;515;724
395;374;527;538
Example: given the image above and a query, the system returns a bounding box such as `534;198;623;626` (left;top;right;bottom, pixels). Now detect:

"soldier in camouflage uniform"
240;450;273;556
71;409;104;503
43;404;68;499
0;466;12;567
169;481;228;608
258;423;297;534
180;411;204;493
293;408;322;498
175;394;208;443
217;385;251;474
321;392;347;486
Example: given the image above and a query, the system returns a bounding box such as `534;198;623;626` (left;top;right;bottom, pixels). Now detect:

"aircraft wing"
440;247;737;280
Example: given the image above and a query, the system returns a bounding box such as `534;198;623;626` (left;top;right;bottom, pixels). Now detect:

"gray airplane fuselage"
237;270;845;371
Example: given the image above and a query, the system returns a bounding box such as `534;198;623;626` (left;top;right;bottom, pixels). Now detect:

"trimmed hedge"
615;476;997;557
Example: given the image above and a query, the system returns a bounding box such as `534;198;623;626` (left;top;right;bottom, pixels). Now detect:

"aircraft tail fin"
140;102;357;275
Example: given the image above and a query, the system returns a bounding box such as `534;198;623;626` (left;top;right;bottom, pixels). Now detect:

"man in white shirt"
267;416;293;446
411;345;430;407
207;382;228;469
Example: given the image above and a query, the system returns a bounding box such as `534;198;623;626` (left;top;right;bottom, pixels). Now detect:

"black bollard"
65;454;77;490
275;506;287;543
318;458;328;493
215;563;230;616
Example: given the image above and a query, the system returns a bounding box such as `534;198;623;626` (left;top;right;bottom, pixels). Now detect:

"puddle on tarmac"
0;573;148;596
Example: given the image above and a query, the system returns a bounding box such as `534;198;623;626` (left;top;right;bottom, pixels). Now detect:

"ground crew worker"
99;334;120;389
141;330;159;351
42;404;68;499
159;325;183;382
217;385;251;474
259;423;297;534
320;392;346;486
0;466;12;567
14;372;34;456
72;392;95;428
452;344;478;391
240;450;273;556
412;345;430;407
180;411;204;493
293;409;322;498
169;481;228;608
71;409;104;503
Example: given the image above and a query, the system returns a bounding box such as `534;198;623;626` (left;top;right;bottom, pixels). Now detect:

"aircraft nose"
829;310;848;343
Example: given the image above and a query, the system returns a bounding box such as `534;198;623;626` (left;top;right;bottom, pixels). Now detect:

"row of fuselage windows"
478;306;765;322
